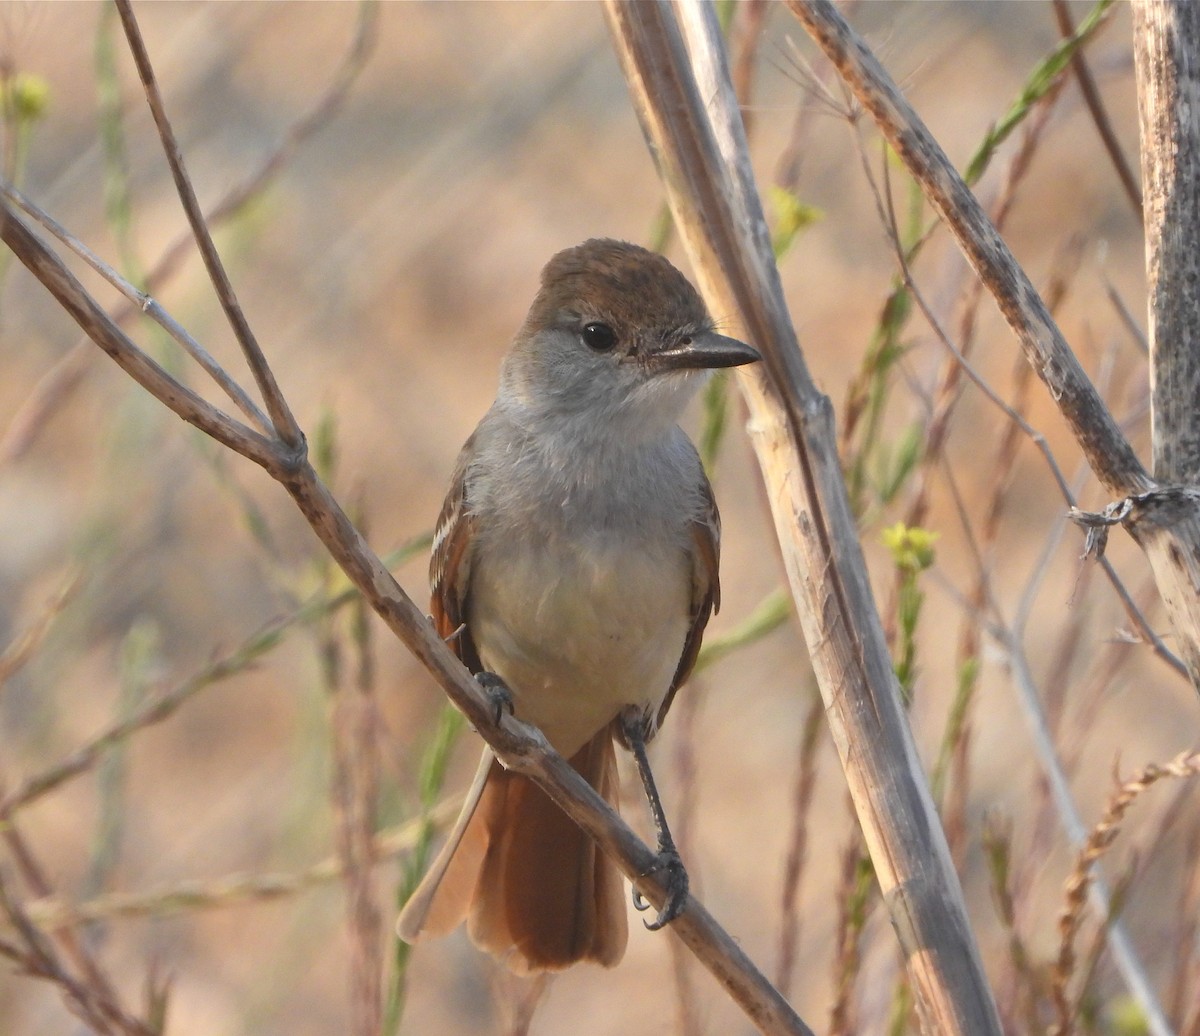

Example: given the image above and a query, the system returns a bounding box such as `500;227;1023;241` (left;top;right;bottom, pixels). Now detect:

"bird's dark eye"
581;322;618;352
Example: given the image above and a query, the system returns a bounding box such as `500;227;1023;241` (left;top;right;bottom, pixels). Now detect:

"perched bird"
397;238;760;973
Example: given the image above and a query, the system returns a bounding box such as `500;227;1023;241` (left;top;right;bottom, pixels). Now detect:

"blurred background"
0;2;1194;1034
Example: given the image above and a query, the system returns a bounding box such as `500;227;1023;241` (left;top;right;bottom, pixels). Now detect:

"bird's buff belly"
467;541;690;758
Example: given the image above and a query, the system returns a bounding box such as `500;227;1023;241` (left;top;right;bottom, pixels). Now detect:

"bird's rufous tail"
396;726;627;973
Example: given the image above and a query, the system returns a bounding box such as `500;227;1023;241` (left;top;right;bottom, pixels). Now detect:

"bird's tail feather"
397;727;627;973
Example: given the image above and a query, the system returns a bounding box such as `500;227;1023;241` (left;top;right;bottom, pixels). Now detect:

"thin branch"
774;693;824;996
1106;278;1150;356
207;2;379;227
0;560;416;817
1;822;158;1035
17;803;457;932
901;61;1071;532
0;869;151;1036
114;0;303;450
0;568;80;692
1052;0;1144;219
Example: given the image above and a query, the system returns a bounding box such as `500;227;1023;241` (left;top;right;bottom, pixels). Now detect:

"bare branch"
114;0;303;450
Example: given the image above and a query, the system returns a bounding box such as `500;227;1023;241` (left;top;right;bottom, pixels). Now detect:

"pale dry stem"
980;816;1045;1033
0;576;385;819
14;803;458;933
0;567;80;693
827;835;872;1036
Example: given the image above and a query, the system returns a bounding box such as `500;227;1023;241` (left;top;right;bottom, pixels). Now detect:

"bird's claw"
633;847;688;931
474;671;514;726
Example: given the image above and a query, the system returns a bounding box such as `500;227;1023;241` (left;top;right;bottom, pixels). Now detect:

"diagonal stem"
113;0;304;451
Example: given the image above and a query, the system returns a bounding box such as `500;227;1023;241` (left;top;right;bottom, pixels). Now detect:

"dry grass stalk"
981;817;1045;1033
0;567;80;693
827;837;873;1036
0;573;393;819
774;693;824;997
0;819;161;1035
13;802;458;933
326;578;384;1036
1051;750;1200;1035
0;868;156;1036
901;71;1071;537
1052;0;1143;218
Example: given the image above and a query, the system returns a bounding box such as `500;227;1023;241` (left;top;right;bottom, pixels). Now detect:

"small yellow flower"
3;73;50;122
881;523;938;572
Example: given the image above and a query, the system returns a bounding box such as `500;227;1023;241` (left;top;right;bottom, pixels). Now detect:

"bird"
396;238;760;973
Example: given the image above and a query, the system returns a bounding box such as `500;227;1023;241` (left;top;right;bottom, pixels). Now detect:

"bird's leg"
620;706;688;931
474;671;513;726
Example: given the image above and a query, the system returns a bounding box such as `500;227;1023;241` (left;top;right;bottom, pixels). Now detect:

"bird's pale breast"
468;526;691;758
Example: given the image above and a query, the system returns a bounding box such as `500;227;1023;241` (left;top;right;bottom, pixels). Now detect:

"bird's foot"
633;846;689;931
474;671;513;726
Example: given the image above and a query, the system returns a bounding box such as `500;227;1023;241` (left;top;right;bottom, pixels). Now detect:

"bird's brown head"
501;240;759;428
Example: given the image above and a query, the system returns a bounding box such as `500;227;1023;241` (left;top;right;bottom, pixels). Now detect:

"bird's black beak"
648;331;761;372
